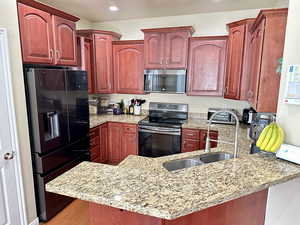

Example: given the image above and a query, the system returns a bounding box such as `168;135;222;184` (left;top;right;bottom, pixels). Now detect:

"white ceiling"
39;0;289;22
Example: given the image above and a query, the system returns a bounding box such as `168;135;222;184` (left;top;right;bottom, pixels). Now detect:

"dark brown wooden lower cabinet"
89;189;268;225
182;129;218;153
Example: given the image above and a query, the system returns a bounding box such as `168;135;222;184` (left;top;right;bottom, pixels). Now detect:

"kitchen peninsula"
46;120;300;225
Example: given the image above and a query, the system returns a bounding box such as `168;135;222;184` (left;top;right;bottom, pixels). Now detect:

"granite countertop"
89;114;147;128
46;123;300;220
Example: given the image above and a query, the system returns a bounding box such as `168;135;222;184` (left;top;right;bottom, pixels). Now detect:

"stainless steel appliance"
249;113;276;154
144;69;186;93
138;102;188;157
242;107;256;124
24;66;90;221
207;108;239;125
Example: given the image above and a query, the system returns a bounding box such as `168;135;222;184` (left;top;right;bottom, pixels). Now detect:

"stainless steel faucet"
205;110;240;158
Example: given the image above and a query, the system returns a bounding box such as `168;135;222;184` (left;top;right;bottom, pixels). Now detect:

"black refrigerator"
24;66;90;221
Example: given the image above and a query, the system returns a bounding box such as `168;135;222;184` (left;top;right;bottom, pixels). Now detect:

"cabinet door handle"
166;58;169;65
55;50;60;60
160;59;163;65
49;49;54;61
224;87;228;95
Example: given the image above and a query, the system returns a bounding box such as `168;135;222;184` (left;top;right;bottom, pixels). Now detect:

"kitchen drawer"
182;129;200;140
90;136;99;148
89;127;99;139
182;139;200;153
90;146;100;160
122;124;137;134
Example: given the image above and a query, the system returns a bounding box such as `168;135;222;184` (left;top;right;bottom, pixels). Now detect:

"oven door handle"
139;129;181;136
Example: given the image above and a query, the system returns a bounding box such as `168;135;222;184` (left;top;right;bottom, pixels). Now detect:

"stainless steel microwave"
144;69;186;93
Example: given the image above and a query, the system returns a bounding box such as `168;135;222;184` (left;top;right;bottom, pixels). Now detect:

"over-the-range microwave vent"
144;69;187;94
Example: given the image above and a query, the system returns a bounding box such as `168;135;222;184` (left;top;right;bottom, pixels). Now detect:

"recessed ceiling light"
109;5;119;11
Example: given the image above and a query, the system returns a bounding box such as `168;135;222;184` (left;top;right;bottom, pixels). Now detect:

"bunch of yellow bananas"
256;122;285;153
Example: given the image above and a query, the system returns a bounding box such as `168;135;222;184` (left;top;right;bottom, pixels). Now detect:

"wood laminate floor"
40;200;90;225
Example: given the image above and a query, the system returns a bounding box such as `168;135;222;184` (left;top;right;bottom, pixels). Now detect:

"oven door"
138;126;181;157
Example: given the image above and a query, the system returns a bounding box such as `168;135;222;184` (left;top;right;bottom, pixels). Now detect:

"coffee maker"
249;113;276;154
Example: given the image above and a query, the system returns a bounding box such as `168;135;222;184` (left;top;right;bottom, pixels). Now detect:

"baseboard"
28;218;39;225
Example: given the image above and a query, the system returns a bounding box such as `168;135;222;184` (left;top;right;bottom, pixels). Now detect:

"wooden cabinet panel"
142;27;193;69
182;129;200;140
113;42;144;94
224;25;246;99
77;36;94;93
90;127;100;163
108;122;122;164
247;9;287;113
248;19;265;109
90;203;162;225
181;128;218;152
121;125;138;161
18;2;78;66
144;33;164;69
99;123;108;163
94;34;114;93
165;31;189;69
84;40;93;94
187;37;227;96
90;189;268;225
255;10;287;113
18;3;54;64
105;123;138;164
199;130;218;150
53;15;77;65
182;139;200;153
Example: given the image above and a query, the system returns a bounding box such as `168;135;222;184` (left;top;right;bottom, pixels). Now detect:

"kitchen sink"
199;152;234;164
163;152;234;172
162;158;204;172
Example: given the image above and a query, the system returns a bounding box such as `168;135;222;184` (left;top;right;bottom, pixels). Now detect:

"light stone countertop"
46;121;300;220
89;114;147;128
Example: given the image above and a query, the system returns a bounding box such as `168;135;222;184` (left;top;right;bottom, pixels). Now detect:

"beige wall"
92;8;262;39
0;0;37;223
97;94;249;114
77;17;93;29
276;0;300;146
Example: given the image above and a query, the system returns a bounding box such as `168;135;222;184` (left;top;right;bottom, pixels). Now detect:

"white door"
0;29;26;225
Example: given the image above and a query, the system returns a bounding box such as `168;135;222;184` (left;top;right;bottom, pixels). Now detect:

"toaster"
207;108;238;125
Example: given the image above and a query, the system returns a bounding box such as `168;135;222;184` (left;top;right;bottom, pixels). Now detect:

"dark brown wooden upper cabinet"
143;32;164;69
77;36;93;93
187;36;227;96
94;34;114;93
18;3;54;64
142;26;194;69
113;40;144;94
17;0;79;66
224;19;255;100
247;9;288;113
76;30;121;94
53;16;77;66
165;31;190;68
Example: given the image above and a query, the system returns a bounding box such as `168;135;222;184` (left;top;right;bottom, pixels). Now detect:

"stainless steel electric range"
138;102;188;157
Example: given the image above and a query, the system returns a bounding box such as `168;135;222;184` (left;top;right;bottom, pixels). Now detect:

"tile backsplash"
90;93;250;114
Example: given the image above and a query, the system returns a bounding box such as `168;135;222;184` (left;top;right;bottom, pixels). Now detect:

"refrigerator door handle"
47;112;60;140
